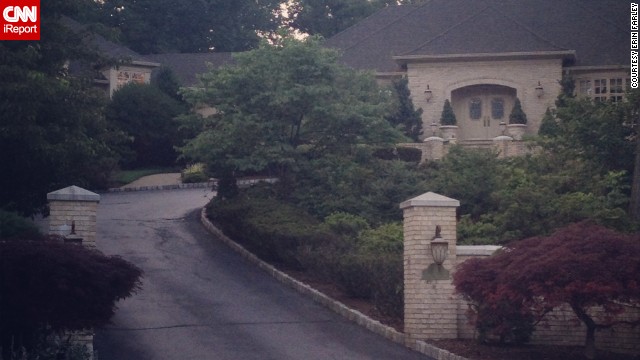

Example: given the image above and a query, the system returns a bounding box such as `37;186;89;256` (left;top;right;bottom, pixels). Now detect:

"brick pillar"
423;136;445;161
47;185;100;248
400;192;459;342
493;135;514;158
47;186;100;358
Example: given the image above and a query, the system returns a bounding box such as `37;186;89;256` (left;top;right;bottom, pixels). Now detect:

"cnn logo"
1;0;40;40
3;6;37;22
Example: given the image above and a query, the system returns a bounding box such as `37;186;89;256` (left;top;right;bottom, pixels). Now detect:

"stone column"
47;185;100;248
493;135;514;158
422;136;445;161
400;192;460;342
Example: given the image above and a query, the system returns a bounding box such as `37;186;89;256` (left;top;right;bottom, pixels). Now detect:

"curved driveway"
94;189;433;360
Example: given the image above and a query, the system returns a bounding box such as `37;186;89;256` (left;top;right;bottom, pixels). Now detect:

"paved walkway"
121;173;182;188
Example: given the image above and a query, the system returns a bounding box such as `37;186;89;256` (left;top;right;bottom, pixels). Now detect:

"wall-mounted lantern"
430;225;448;265
422;225;451;281
535;81;544;98
424;85;433;102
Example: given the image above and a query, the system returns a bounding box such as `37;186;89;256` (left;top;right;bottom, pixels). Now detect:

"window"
577;76;629;102
610;78;624;103
578;80;592;96
594;79;607;102
117;70;146;89
491;98;504;119
469;98;482;120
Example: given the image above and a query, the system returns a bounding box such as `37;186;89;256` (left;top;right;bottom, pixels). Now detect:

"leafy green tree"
385;77;423;141
425;146;499;219
289;0;422;38
106;83;186;168
180;36;402;197
82;0;282;53
0;1;128;215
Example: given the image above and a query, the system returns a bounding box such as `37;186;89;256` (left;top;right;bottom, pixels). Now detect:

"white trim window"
576;76;629;103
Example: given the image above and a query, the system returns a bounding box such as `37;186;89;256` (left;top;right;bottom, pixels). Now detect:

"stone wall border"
199;208;468;360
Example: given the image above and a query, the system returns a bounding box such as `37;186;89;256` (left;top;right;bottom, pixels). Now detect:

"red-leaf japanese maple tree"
0;236;143;359
454;222;640;359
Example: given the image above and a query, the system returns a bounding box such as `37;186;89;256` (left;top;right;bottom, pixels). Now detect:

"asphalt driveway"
94;189;434;360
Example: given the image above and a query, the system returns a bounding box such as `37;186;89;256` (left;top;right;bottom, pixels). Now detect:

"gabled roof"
144;53;235;87
325;0;629;72
61;17;155;66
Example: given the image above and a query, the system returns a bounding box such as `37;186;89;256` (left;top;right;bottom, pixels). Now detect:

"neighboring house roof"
143;53;235;87
61;17;157;66
325;0;629;73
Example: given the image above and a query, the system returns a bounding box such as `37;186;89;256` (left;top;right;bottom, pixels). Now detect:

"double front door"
452;85;516;140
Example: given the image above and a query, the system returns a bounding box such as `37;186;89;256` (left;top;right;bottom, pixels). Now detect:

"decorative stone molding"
439;125;458;143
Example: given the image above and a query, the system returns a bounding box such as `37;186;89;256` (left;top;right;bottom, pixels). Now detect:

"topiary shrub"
440;99;457;125
508;98;528;124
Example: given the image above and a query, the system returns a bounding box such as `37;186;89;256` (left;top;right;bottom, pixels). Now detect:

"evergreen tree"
440;99;457;125
508;98;527;124
386;77;423;141
538;108;558;137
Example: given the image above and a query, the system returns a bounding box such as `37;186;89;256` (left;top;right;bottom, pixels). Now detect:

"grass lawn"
109;167;177;187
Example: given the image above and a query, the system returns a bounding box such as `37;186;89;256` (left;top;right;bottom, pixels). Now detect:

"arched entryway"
451;84;517;141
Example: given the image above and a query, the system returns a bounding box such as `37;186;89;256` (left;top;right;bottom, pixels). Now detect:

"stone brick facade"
406;56;563;140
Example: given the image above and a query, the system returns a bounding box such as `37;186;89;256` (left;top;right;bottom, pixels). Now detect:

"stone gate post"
400;192;459;342
47;185;100;248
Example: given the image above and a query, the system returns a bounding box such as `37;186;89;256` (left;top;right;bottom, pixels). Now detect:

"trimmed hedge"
206;191;335;269
206;189;405;318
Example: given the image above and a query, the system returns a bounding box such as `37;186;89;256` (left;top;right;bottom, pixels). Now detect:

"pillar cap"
47;185;100;202
400;191;459;209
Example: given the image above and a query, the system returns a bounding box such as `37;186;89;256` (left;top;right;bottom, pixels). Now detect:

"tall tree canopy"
288;0;421;38
179;36;403;197
0;0;127;215
80;0;283;54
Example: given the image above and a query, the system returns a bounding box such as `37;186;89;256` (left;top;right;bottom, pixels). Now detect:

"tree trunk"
584;324;596;360
571;303;598;359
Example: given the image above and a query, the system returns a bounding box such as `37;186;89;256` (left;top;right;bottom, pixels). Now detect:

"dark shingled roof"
61;17;148;62
325;0;629;72
143;53;235;87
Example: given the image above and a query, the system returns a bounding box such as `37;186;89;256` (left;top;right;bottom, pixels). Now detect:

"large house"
324;0;630;143
67;1;630;145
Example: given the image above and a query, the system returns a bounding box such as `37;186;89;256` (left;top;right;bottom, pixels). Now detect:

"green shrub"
440;99;457;125
357;222;403;253
0;210;41;239
396;147;422;162
322;212;370;240
206;193;335;269
508;98;527;125
181;163;209;183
